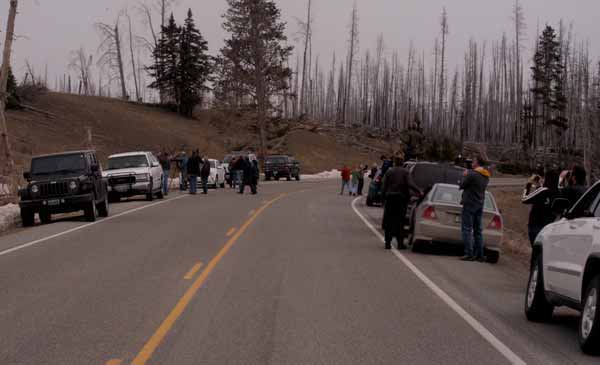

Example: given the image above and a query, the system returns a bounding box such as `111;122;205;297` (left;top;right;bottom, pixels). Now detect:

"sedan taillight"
423;206;437;220
488;215;503;230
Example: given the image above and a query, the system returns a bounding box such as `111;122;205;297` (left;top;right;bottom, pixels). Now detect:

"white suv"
104;152;164;201
525;181;600;354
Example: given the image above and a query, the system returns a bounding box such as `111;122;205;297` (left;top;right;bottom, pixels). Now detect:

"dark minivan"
19;150;109;226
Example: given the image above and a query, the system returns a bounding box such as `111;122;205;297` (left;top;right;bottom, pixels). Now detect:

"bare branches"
68;47;94;96
95;17;128;99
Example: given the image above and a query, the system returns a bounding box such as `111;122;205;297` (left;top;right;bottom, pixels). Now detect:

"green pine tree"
148;14;181;106
177;9;211;117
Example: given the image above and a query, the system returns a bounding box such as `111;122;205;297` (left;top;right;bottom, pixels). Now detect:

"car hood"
103;167;149;177
29;172;87;183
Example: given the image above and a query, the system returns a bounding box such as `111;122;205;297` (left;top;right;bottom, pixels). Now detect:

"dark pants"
239;182;257;194
189;175;198;194
201;177;208;194
462;207;484;258
382;195;408;248
357;179;365;196
528;225;544;247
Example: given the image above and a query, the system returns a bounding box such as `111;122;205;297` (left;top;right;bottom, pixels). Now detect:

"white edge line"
351;197;526;365
0;195;189;258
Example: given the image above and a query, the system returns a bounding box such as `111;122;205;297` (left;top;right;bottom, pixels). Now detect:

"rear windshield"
433;185;496;211
210;161;217;168
410;164;463;190
107;155;149;170
31;154;87;175
266;157;287;164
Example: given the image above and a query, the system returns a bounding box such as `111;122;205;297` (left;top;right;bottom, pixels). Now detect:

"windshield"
210;161;217;168
266;157;287;164
31;154;87;175
411;164;463;190
107;155;149;170
433;185;496;211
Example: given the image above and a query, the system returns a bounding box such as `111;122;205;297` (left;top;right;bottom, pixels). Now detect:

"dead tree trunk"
127;13;140;101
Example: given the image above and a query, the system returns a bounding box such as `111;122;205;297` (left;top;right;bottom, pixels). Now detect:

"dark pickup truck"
19;150;109;226
264;155;300;181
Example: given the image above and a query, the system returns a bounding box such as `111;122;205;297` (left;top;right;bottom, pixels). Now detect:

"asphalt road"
0;177;593;364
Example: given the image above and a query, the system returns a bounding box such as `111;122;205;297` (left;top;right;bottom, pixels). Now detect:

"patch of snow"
301;169;341;180
0;203;20;232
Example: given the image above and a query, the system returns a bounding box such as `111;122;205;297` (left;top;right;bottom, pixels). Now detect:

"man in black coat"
187;151;201;194
381;157;422;250
239;157;257;195
200;158;211;194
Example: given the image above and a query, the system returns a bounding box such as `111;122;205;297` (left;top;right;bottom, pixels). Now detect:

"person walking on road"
522;169;560;248
251;160;260;194
350;167;360;196
340;165;351;195
381;157;422;250
159;151;171;196
176;151;188;191
200;158;211;194
357;165;367;196
187;151;201;195
459;156;491;262
239;157;256;194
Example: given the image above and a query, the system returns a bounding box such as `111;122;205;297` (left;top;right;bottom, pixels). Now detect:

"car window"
432;185;495;211
267;157;287;164
107;155;150;170
31;154;87;175
569;183;600;219
411;164;464;190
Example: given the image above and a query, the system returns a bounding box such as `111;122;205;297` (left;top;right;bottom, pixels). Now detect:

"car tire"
579;275;600;354
525;254;554;322
287;175;292;181
108;193;120;203
275;176;280;181
296;174;301;181
265;175;271;181
21;208;35;227
98;195;109;217
366;195;374;207
147;179;154;201
485;249;500;264
39;210;52;225
84;200;97;222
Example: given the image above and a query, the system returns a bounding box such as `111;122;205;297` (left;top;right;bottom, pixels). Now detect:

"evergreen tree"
530;25;568;146
219;0;293;157
148;14;181;105
177;9;211;117
4;66;20;109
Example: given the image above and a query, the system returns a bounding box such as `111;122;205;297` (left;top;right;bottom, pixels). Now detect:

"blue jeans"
162;170;170;194
462;207;484;258
189;175;198;194
340;180;350;195
201;177;208;194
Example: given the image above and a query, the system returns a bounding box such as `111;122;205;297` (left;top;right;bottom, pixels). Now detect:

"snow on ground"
0;204;20;232
301;170;341;180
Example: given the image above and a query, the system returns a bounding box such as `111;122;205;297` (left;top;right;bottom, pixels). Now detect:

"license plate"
115;185;129;192
47;199;60;206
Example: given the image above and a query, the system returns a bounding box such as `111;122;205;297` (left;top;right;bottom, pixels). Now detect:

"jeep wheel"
265;175;271;181
20;209;35;227
579;275;600;354
98;195;109;217
39;210;52;225
84;200;97;222
525;254;554;322
286;175;292;181
296;174;301;181
108;193;120;203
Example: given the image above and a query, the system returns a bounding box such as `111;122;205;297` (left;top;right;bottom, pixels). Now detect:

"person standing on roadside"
187;151;201;194
251;160;260;194
340;165;351;195
177;151;188;191
562;165;588;207
200;158;211;194
234;156;245;189
357;165;367;196
239;157;255;194
350;167;360;196
459;156;491;262
381;155;393;176
522;169;560;247
381;157;422;250
159;151;171;196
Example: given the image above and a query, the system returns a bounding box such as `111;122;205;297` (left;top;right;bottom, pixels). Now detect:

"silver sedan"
407;183;503;263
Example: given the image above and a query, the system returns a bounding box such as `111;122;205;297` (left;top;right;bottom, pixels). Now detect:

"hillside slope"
6;92;383;174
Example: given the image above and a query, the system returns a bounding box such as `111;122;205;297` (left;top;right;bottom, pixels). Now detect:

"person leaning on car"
459;156;490;262
381;157;422;250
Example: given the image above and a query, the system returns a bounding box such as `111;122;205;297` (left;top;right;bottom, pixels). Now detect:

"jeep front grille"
39;181;70;197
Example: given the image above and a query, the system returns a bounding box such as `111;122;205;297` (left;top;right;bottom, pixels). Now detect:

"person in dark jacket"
380;155;393;176
357;165;368;196
200;158;211;194
187;151;201;194
239;157;256;194
251;160;260;194
459;157;491;261
562;164;587;207
159;151;171;195
522;169;560;247
381;157;422;250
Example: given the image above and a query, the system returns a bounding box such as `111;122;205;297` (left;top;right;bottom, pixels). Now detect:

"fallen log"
20;104;57;119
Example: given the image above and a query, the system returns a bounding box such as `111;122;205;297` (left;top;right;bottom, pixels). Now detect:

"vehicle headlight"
30;184;39;194
69;181;78;191
136;173;150;182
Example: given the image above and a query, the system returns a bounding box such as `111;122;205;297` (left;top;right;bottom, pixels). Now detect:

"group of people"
522;164;588;249
157;150;260;196
340;165;370;196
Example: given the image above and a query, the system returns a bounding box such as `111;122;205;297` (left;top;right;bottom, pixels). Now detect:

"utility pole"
0;0;18;187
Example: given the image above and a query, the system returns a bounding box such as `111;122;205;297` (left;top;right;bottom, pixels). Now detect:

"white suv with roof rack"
103;152;164;201
525;181;600;354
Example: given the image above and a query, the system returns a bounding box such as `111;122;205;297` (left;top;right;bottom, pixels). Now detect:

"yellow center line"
226;227;237;237
106;360;122;365
183;262;204;280
248;209;256;216
131;193;287;365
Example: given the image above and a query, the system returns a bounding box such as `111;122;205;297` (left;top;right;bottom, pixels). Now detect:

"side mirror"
90;164;100;173
23;171;31;182
551;198;571;217
152;161;160;168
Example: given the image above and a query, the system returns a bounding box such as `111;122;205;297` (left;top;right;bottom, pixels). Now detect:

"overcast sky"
3;0;598;87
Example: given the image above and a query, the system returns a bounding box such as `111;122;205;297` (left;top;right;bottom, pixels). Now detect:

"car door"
544;184;600;300
149;154;162;188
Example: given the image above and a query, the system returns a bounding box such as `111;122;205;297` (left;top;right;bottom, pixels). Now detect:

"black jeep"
19;150;109;226
264;155;300;181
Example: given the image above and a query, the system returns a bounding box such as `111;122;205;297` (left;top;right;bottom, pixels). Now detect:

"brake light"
423;206;437;220
488;215;503;230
